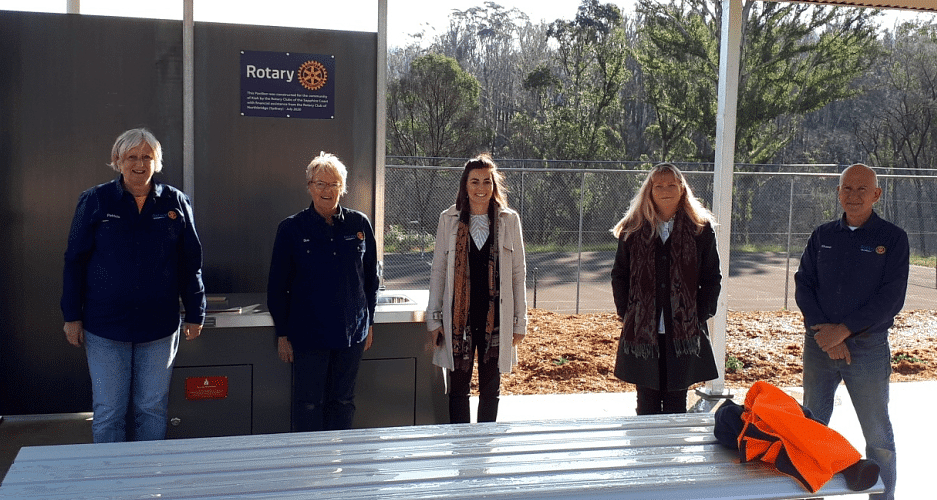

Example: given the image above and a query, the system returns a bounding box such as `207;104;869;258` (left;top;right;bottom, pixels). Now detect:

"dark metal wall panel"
194;23;377;293
0;11;377;414
0;12;184;414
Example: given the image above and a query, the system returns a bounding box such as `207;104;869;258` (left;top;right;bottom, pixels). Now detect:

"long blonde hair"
610;163;715;240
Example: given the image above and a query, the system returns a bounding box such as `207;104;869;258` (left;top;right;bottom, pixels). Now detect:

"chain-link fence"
382;159;937;313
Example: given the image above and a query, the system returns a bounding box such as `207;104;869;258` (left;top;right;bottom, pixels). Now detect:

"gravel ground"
498;309;937;395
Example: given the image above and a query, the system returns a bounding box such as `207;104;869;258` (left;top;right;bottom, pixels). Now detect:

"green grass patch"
725;356;744;373
731;243;786;253
910;254;936;268
525;242;618;253
892;353;926;364
553;356;570;366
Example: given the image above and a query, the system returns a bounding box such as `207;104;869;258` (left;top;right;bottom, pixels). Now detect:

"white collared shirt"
470;214;489;249
657;217;675;333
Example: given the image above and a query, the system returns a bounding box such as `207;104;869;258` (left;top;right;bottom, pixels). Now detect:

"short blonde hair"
108;128;163;173
305;151;348;195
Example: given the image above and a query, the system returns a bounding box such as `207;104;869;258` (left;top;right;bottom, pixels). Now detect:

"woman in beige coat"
426;154;528;424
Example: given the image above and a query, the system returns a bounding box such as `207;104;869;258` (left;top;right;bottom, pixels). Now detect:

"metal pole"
575;170;586;314
66;0;79;14
183;0;195;204
694;0;742;409
375;0;388;263
533;267;538;309
520;167;526;223
783;176;794;310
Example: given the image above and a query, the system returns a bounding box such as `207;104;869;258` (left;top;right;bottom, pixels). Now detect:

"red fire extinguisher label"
185;376;229;400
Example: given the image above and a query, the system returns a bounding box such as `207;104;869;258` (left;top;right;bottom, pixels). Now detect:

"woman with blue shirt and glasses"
610;163;721;415
267;152;379;432
61;128;206;443
426;154;528;424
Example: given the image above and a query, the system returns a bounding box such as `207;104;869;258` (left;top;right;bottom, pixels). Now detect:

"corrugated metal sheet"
782;0;937;12
1;415;882;499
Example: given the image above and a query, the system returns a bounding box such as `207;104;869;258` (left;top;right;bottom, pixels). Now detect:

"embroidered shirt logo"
168;210;178;220
106;213;121;219
357;232;365;240
876;246;886;255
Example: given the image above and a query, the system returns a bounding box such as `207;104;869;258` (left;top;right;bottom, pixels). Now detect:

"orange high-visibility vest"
738;381;861;493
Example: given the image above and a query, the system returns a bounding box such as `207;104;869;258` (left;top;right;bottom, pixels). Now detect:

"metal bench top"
0;413;883;499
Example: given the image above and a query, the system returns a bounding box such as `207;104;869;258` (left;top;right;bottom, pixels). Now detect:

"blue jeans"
292;341;365;432
803;330;895;500
84;329;179;443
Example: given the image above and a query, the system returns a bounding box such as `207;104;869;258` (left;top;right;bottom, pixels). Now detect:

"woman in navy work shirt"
267;152;379;432
61;128;206;443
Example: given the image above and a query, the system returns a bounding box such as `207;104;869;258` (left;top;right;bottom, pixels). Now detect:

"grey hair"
840;163;878;188
305;151;348;195
108;128;163;173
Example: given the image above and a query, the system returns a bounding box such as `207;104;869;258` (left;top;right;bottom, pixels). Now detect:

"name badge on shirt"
152;211;179;221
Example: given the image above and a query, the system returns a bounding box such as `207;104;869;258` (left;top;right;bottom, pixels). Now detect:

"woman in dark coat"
610;162;721;415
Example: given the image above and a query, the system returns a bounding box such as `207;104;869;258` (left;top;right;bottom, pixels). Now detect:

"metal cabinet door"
166;365;252;439
354;358;416;428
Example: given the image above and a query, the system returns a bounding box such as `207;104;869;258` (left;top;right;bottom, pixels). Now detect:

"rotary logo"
876;245;886;255
298;60;328;91
168;210;178;220
357;232;365;240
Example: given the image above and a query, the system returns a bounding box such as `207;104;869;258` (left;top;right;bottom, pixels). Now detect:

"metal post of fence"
533;267;538;309
576;170;586;314
783;176;794;310
409;220;423;258
419;221;425;259
520;167;526;224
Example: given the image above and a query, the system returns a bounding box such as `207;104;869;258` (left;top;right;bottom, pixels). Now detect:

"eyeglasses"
309;181;342;191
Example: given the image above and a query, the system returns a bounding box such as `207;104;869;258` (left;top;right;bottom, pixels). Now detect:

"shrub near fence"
382;159;937;313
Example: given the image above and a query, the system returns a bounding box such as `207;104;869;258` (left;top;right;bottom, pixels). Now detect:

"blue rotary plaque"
240;50;335;119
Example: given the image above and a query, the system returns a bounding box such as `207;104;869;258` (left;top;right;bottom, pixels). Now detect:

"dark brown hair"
455;153;508;212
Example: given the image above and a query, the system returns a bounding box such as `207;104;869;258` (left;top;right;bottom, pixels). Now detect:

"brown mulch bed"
498;309;937;395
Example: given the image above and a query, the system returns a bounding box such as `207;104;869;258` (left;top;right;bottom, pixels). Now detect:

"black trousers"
635;335;688;415
291;341;365;432
448;327;501;424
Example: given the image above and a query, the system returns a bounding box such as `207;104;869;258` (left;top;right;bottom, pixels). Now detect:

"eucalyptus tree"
431;2;531;155
856;19;937;256
386;54;482;233
509;1;633;246
517;0;631;161
636;0;881;246
386;53;481;159
637;0;881;163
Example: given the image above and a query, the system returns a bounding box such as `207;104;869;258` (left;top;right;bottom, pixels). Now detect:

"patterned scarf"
620;210;701;358
451;206;500;371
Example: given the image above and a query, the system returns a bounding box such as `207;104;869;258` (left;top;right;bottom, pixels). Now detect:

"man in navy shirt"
795;163;909;500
